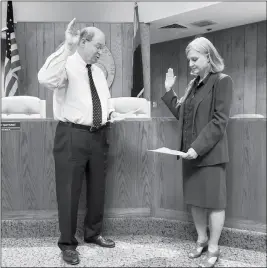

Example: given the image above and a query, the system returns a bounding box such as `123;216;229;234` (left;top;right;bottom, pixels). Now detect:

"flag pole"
131;1;145;99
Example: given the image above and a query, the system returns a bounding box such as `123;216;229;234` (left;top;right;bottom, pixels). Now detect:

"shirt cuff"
108;111;115;120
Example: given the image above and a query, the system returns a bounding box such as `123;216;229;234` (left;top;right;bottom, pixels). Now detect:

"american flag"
4;1;21;97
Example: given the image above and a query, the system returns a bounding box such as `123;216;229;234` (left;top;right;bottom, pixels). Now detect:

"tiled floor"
2;235;266;267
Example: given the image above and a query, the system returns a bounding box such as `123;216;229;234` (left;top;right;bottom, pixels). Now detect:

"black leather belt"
59;121;109;133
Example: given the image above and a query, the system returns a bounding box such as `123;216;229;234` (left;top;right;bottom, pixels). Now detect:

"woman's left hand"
183;148;198;160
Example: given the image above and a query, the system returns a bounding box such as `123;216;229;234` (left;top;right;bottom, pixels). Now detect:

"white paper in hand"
148;147;187;158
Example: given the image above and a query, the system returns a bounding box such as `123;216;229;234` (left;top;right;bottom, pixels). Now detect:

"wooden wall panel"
25;23;38;98
1;121;58;210
150;44;163;117
20;122;47;209
242;120;266;222
107;123;133;208
161;40;179;117
110;24;123;97
256;21;266;116
212;30;223;58
15;23;26;96
54;22;68;50
140;24;151;101
213;28;233;113
164;40;179;96
122;23;134;97
137;121;153;208
104;121;153;209
226;119;266;223
186;38;192;84
231;26;245;115
151;21;266;117
205;32;215;44
103;121;152;210
37;23;55;119
36;23;44;98
42;121;57;209
177;38;189;102
1;131;21;210
244;24;257;114
78;22;94;29
226;120;246;219
93;23;111;49
154;120;184;211
222;30;232;75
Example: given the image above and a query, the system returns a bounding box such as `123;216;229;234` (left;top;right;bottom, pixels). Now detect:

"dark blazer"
161;72;233;167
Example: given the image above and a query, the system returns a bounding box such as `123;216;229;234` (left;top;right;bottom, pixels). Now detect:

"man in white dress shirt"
38;18;121;265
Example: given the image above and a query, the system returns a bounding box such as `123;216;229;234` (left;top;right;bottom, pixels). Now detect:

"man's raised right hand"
65;18;80;52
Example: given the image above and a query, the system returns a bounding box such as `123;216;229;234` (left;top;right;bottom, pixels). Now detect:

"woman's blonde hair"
185;37;224;73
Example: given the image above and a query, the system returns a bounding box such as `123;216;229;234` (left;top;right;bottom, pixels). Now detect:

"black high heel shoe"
188;240;209;259
199;249;220;267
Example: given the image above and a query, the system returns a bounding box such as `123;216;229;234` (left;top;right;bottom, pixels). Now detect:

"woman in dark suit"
161;37;233;267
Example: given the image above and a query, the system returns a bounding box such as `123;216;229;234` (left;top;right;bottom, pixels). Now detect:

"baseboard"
104;207;151;218
2;210;58;221
154;208;193;223
155;208;266;233
224;217;266;233
2;207;151;221
3;208;266;233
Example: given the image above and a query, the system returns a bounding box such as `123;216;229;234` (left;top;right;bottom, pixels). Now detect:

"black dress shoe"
62;249;80;265
85;235;115;248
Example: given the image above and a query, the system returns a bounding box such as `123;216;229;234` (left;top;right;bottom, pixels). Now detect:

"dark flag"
131;2;144;98
4;1;21;96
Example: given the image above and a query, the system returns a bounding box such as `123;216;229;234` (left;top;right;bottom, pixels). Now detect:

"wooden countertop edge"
1;117;266;122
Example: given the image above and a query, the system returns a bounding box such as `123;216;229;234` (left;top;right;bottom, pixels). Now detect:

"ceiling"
148;2;266;44
1;1;266;44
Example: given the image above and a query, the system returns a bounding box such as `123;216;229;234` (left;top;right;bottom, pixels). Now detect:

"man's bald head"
79;27;105;44
78;27;105;64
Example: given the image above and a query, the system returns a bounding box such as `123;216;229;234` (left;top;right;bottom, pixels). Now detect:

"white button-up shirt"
38;44;115;126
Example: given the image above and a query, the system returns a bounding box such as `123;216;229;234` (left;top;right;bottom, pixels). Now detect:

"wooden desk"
1;118;266;231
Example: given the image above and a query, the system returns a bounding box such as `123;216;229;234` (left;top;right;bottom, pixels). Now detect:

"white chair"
108;97;150;118
230;113;265;119
2;96;46;119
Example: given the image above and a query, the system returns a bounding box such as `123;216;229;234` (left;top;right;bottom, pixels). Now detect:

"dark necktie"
86;64;102;127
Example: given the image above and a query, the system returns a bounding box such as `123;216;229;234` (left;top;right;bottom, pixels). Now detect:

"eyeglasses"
84;39;104;51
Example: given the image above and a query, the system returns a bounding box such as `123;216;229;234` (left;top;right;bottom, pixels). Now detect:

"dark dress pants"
53;121;109;250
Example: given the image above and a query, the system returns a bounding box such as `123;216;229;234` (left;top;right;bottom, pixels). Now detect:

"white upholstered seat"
230;113;265;119
108;97;150;118
2;96;46;119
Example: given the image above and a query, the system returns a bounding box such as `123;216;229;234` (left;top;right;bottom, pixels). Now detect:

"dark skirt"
182;160;227;209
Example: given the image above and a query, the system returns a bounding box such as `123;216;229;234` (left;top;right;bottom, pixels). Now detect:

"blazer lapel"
192;73;218;120
183;77;197;102
177;77;196;150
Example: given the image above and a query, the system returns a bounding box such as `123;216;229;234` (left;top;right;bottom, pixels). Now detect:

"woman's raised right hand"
165;68;177;92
